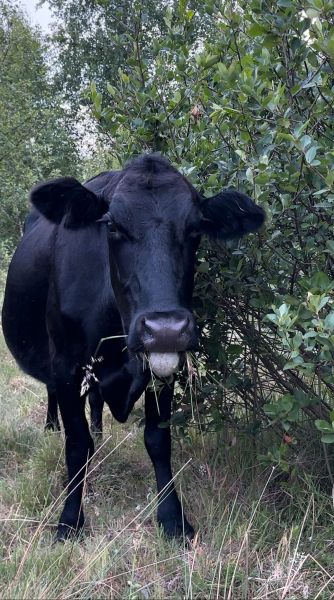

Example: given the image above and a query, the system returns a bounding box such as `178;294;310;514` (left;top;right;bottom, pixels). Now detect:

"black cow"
2;154;265;541
24;208;103;435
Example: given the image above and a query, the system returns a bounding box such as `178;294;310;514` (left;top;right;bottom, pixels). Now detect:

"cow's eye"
107;221;117;234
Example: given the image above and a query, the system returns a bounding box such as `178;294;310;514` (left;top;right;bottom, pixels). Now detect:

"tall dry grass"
0;330;333;599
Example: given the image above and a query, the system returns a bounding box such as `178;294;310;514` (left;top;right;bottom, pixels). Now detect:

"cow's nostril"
135;312;196;353
143;316;189;336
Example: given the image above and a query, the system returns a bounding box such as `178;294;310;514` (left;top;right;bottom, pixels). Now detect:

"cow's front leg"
54;365;94;541
144;382;194;539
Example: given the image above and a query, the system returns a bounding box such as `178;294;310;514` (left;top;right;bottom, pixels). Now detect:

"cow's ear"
30;177;108;228
200;190;265;240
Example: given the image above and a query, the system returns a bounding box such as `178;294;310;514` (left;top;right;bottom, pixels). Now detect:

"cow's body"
2;154;265;541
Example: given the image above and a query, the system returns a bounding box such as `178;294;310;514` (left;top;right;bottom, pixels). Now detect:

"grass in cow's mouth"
1;331;334;599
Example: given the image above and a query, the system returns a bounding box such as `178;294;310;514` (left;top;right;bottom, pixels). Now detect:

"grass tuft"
0;330;333;599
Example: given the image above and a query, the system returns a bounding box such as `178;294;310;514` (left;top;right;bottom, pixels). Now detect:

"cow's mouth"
138;351;182;378
148;351;181;378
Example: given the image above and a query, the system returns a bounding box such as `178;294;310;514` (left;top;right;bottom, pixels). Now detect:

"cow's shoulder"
51;222;119;350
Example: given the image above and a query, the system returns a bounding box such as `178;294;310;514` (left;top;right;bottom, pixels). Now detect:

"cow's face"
97;157;265;357
99;165;201;355
31;155;265;365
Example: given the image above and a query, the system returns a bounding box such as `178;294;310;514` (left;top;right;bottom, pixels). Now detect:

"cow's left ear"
200;190;265;240
30;177;108;228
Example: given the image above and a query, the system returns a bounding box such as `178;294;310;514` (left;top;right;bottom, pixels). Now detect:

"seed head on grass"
80;356;104;397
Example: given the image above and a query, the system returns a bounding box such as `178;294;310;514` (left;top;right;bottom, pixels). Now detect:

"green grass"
0;330;333;599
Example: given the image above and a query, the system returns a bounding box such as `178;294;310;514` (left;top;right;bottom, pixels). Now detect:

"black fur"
200;190;265;239
24;208;41;233
30;177;109;228
2;154;265;542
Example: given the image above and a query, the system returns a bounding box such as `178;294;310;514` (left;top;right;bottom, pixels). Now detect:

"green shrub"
89;0;334;461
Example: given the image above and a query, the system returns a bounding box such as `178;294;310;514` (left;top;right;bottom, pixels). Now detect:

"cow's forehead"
110;173;199;222
116;169;193;196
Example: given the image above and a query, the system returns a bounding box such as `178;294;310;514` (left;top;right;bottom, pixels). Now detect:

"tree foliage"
43;0;215;119
91;0;334;462
0;0;82;247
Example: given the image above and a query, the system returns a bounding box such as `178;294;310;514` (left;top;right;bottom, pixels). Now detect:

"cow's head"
31;155;265;374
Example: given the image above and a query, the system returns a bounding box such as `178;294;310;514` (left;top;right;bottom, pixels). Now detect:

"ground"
0;329;333;599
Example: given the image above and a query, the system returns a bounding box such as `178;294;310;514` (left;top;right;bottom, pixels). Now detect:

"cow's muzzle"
135;310;196;353
129;309;196;354
128;310;197;378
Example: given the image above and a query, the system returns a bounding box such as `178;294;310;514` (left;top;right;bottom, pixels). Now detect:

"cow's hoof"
56;523;83;543
160;518;194;540
57;514;84;542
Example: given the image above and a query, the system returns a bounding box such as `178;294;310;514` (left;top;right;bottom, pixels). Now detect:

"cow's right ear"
30;177;108;228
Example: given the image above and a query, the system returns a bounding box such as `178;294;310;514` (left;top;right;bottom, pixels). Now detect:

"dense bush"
90;0;334;464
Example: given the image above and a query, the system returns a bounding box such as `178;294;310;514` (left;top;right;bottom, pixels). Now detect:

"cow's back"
2;213;122;387
2;216;55;385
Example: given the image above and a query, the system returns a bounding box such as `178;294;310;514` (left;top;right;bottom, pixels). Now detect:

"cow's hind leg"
144;383;194;539
89;382;104;437
55;367;94;541
45;386;61;431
